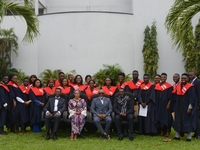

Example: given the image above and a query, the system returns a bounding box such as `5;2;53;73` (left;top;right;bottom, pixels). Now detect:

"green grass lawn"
1;128;200;150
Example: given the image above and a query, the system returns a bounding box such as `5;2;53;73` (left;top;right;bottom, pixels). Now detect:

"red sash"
155;82;172;91
55;79;61;87
172;82;181;94
140;82;153;90
68;80;74;87
43;86;56;95
176;83;193;96
127;79;143;90
102;86;117;96
85;87;99;100
58;86;71;94
117;82;128;90
19;85;30;94
0;84;10;92
72;84;87;92
7;81;19;88
31;87;44;96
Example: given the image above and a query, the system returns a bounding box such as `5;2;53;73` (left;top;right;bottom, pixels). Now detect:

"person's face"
76;76;82;84
173;74;180;83
98;90;104;98
12;76;18;83
89;81;94;88
181;75;189;84
48;80;54;87
74;91;80;98
59;74;65;80
35;80;41;87
86;77;91;83
132;72;139;80
154;76;160;84
23;79;29;86
31;77;36;83
118;75;124;82
160;75;167;83
189;72;195;81
55;89;61;97
2;76;8;84
119;89;125;98
62;79;68;86
68;74;74;81
105;78;111;86
143;76;149;83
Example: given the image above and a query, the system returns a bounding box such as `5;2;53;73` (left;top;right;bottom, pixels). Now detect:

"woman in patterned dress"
68;90;87;140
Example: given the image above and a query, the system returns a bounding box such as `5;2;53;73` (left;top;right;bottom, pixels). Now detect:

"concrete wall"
2;0;199;83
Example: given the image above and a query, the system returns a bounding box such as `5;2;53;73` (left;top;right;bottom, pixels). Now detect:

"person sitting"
114;88;134;141
68;90;87;140
90;89;112;140
43;88;66;140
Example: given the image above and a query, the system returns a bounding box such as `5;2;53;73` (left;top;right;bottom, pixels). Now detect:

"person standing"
173;73;197;141
55;72;65;87
117;73;128;91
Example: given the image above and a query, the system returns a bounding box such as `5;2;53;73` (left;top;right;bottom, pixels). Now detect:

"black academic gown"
138;86;157;134
173;86;197;133
154;87;173;129
29;89;46;126
0;86;9;126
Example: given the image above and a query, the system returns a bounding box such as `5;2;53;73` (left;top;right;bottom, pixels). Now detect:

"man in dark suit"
90;89;112;140
189;71;200;139
114;88;134;141
43;88;66;140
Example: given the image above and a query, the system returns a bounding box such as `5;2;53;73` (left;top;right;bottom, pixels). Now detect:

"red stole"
172;82;181;94
85;87;99;100
31;87;44;96
72;84;87;92
43;86;56;95
58;86;71;94
102;86;117;96
68;80;74;87
55;79;61;87
7;81;19;88
0;84;10;92
176;83;193;96
117;82;128;90
155;82;172;91
140;82;153;90
19;85;30;94
127;79;143;90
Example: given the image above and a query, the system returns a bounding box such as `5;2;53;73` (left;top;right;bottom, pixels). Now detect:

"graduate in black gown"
154;73;172;137
173;73;197;141
0;75;9;135
29;79;46;132
117;72;128;91
138;74;157;135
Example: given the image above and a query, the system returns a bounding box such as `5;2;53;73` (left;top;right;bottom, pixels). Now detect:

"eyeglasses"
98;93;104;95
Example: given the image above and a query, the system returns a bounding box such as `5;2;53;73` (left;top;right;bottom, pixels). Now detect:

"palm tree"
165;0;200;51
0;0;39;42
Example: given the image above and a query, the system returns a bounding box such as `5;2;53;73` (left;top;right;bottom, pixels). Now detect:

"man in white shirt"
43;88;66;140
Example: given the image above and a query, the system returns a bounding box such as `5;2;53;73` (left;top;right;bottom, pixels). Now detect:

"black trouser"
115;114;134;135
196;110;200;137
45;114;61;134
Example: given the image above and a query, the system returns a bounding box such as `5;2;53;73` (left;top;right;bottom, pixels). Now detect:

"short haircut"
182;73;189;78
189;70;197;76
154;74;161;78
58;72;64;76
161;73;167;76
23;77;29;81
118;72;125;78
55;87;61;92
133;70;138;73
143;74;150;77
2;75;8;79
173;73;180;77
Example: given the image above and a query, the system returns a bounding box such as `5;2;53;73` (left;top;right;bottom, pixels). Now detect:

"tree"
0;0;39;42
165;0;200;51
142;21;159;80
194;19;200;76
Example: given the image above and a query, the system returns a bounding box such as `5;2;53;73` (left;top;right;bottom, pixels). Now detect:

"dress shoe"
186;138;191;142
118;136;123;141
196;136;200;140
103;132;110;140
46;134;50;140
129;136;134;141
173;137;180;140
53;135;57;140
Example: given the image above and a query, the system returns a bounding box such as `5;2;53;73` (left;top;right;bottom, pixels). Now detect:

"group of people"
0;70;199;142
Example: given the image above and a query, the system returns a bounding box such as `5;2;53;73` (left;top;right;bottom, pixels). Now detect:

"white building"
2;0;199;82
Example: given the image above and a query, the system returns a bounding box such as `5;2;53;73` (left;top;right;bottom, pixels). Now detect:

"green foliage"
194;19;200;77
165;0;200;51
0;0;39;43
0;28;18;79
39;69;76;86
142;21;159;80
93;64;131;87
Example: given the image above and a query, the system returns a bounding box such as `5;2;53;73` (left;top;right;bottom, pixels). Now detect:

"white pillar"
35;0;38;15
